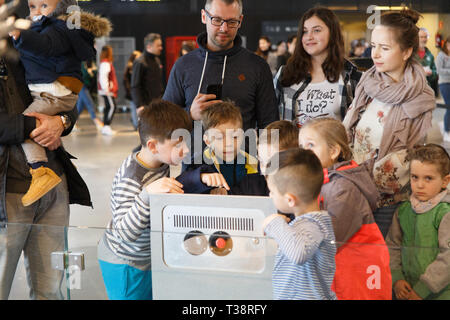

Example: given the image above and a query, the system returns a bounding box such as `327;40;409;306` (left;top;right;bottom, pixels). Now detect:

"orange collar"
319;160;358;207
322;160;358;184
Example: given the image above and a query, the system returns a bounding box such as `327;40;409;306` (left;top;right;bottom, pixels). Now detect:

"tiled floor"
7;103;449;299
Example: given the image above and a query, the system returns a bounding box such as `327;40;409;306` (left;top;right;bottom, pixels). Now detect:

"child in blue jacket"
179;101;260;193
9;0;111;206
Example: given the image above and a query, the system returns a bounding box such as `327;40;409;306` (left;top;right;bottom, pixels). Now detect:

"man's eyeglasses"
204;9;241;28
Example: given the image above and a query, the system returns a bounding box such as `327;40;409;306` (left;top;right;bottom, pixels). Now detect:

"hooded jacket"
13;10;111;87
320;161;392;300
163;32;279;131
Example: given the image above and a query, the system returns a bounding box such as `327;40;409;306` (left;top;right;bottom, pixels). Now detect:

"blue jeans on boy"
440;83;450;132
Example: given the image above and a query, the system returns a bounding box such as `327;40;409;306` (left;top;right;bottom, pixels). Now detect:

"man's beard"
210;33;234;50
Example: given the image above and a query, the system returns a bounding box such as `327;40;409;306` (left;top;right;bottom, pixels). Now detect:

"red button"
215;238;226;249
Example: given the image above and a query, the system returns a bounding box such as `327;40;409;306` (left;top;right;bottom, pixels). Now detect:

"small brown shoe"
21;167;62;207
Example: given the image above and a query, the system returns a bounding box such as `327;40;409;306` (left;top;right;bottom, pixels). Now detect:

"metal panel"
150;193;278;300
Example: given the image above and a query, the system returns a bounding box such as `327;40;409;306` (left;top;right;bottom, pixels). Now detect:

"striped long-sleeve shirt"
104;152;169;261
264;211;337;300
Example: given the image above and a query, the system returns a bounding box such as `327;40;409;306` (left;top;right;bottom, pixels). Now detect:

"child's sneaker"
21;167;62;206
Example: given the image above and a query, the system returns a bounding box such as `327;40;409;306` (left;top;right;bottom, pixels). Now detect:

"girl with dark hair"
343;9;436;237
98;45;119;136
274;7;361;128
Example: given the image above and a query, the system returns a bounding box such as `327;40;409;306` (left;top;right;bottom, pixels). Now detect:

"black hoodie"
163;32;279;131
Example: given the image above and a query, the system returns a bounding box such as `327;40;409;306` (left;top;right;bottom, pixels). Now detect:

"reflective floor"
7;102;449;299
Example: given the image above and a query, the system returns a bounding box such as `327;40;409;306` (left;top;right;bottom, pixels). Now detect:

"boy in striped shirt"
97;100;192;300
263;148;337;300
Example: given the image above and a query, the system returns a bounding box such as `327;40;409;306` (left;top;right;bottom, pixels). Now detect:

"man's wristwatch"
60;114;71;130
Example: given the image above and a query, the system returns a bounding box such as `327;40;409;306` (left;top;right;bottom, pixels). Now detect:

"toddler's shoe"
21;167;62;206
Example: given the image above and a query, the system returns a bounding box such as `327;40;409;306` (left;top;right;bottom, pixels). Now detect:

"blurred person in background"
123;50;142;130
276;35;297;71
416;27;438;95
437;36;450;141
131;33;165;118
98;45;118;136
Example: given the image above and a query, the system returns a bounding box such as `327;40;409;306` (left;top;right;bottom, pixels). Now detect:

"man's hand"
47;138;62;151
146;177;184;194
394;280;413;300
27;112;64;148
190;93;222;120
201;173;230;190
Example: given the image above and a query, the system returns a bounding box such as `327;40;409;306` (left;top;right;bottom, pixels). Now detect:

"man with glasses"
163;0;279;143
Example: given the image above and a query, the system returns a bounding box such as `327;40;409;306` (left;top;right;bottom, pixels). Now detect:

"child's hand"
210;187;228;195
394;280;413;300
201;173;230;190
9;30;20;40
407;289;423;300
262;214;290;235
146;177;184;194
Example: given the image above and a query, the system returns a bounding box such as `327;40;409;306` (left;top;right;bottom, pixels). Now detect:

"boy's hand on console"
201;173;230;190
146;177;184;194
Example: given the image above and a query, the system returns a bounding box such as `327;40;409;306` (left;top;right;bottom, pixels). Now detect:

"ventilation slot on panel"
173;215;254;232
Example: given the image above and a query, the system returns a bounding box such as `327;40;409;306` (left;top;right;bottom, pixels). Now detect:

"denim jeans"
128;100;138;130
440;83;450;132
0;175;70;300
76;86;97;120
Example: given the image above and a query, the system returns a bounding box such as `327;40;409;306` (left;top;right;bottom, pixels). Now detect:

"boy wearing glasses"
163;0;279;137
